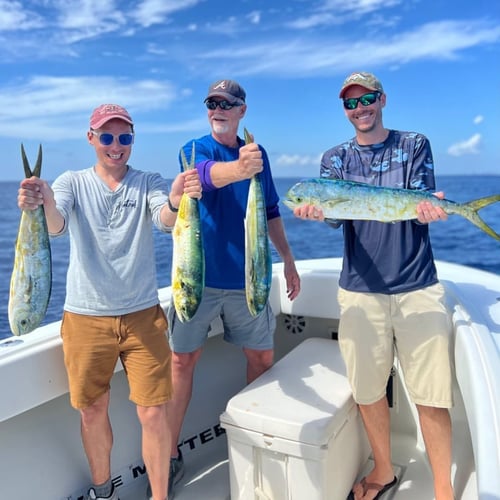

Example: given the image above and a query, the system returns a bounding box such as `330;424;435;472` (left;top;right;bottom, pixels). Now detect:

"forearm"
209;160;244;188
268;216;301;300
198;143;263;189
268;217;294;264
44;201;66;235
159;198;179;227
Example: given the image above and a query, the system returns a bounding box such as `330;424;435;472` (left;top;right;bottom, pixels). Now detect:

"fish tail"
243;127;252;145
21;144;32;178
180;142;196;172
33;145;43;177
460;195;500;241
20;144;43;178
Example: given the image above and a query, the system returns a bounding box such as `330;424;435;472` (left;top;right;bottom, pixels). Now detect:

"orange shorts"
61;304;172;409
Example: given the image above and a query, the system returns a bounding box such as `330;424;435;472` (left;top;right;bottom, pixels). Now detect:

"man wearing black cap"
164;79;301;498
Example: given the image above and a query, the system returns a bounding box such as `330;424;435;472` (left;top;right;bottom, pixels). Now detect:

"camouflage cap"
339;72;384;98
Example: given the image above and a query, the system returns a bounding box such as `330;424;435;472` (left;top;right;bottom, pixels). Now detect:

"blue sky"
0;0;499;181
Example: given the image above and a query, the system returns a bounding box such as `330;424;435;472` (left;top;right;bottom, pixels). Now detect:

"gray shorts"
168;287;276;353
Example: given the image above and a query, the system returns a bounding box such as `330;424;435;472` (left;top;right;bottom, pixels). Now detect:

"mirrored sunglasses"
205;99;242;111
343;91;380;110
91;130;134;146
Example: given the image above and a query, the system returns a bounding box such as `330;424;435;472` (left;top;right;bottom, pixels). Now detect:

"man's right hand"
236;143;263;180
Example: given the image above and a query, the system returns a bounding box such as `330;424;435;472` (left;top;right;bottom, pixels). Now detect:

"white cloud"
195;20;500;77
288;0;402;29
275;154;322;167
147;43;168;56
319;0;401;12
447;133;481;157
473;115;484;125
287;13;339;30
247;10;261;25
54;0;125;30
0;0;44;31
204;16;244;36
0;76;178;139
133;0;201;28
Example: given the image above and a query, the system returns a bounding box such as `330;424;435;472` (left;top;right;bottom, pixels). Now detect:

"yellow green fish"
244;128;272;316
9;145;52;336
171;143;205;322
284;178;500;241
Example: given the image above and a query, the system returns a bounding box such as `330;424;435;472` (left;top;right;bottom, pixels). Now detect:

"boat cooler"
220;338;370;499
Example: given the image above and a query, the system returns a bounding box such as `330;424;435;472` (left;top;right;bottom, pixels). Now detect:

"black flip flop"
347;475;398;500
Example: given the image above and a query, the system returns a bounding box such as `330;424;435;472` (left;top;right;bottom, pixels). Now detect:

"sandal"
347;476;397;499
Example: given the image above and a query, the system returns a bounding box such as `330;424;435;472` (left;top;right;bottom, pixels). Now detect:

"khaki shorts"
61;304;172;409
337;284;453;408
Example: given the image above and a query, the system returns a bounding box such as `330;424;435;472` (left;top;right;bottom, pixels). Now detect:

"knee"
80;395;109;426
416;404;451;421
245;348;273;369
137;404;167;428
172;350;201;371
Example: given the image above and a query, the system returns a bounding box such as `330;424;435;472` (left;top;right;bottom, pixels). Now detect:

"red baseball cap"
90;104;133;129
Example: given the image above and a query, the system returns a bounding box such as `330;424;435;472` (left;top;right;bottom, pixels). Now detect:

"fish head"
9;304;40;336
283;180;316;211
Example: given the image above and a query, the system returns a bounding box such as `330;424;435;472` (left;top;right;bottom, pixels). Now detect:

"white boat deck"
1;258;498;499
118;446;231;500
117;411;474;500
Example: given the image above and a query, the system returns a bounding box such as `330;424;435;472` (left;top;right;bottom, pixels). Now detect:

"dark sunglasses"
343;91;381;110
91;130;134;146
205;99;243;111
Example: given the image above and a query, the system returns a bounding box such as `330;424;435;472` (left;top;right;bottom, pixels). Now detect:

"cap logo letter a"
213;81;226;90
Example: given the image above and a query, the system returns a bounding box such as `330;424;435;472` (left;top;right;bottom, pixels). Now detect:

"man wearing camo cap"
292;71;454;500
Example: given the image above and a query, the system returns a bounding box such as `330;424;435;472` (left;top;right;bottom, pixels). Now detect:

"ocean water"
1;176;499;340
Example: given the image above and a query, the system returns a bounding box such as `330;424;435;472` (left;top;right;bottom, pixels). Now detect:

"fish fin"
324;218;343;227
21;144;33;178
462;195;500;241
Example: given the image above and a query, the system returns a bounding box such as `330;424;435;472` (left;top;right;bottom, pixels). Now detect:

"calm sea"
1;176;499;340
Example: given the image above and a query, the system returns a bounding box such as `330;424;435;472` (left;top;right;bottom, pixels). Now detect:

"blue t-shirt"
320;130;438;294
179;134;280;289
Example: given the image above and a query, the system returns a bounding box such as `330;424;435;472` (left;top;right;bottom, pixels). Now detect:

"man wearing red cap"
16;103;202;500
292;72;454;500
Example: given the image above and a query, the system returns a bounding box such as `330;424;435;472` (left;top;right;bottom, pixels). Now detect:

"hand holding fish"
18;177;64;235
237;142;263;180
170;168;202;205
292;203;325;222
18;177;53;211
416;191;448;224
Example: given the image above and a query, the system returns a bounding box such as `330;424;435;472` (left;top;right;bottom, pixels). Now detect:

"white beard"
212;122;229;135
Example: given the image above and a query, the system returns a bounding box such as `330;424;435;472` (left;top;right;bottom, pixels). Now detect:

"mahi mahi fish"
171;143;205;322
8;145;52;336
283;178;500;241
244;128;272;316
